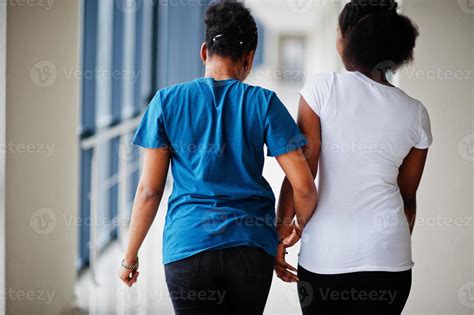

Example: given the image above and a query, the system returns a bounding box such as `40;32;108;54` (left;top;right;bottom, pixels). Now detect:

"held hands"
274;222;303;283
118;258;140;287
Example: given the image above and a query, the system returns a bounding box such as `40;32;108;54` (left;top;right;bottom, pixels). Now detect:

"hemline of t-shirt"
267;140;308;157
298;261;415;275
162;239;277;265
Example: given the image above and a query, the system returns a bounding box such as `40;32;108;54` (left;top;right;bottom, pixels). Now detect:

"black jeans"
165;246;274;315
298;265;412;315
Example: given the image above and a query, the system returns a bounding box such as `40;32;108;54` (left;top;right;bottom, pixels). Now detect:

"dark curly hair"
338;0;419;72
204;1;258;61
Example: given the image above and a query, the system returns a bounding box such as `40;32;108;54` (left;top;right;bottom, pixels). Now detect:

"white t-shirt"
299;71;433;274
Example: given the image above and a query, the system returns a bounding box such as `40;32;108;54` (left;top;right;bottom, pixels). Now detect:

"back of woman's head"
205;1;258;61
338;0;419;72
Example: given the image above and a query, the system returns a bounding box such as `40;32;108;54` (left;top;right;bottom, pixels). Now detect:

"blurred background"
0;0;473;314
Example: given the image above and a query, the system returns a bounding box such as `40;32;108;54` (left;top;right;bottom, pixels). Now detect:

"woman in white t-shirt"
274;0;433;314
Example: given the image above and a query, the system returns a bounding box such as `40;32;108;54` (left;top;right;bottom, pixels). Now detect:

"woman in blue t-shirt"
118;2;317;314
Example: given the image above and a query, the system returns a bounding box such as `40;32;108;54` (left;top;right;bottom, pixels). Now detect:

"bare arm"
119;147;170;287
275;148;318;231
274;97;320;283
398;147;428;235
276;97;321;240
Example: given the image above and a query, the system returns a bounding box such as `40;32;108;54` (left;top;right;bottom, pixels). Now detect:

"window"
279;35;306;81
78;0;211;272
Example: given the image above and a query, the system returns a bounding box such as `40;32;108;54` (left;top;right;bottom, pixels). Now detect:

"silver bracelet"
122;258;139;270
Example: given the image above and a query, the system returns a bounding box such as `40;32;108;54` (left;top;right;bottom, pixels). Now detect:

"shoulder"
152;79;204;110
300;73;338;115
159;79;201;97
395;89;429;114
304;72;337;87
238;81;276;100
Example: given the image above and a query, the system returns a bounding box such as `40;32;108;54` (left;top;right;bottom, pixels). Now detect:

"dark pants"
298;265;412;315
165;246;274;315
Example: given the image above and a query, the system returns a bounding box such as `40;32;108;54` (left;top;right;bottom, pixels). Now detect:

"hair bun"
349;0;398;14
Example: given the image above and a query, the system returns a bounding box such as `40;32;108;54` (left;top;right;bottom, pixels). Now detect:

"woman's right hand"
118;259;140;287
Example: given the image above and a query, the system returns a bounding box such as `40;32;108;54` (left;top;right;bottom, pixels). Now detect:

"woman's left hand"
274;242;299;283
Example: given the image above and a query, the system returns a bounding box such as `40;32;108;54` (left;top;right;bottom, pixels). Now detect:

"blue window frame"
156;2;210;88
78;0;233;272
78;0;98;269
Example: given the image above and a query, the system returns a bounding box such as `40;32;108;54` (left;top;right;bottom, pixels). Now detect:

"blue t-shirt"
132;77;306;264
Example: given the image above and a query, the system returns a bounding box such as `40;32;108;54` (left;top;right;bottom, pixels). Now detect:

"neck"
358;67;394;87
204;57;244;81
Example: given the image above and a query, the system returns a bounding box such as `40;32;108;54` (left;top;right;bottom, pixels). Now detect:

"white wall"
0;3;6;315
399;1;474;314
5;1;80;314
